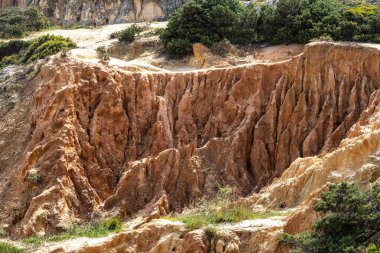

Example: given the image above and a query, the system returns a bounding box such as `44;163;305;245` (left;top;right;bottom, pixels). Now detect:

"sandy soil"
1;22;307;72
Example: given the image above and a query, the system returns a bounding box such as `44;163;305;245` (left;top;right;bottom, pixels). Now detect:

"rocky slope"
1;42;380;244
32;0;187;25
0;0;186;25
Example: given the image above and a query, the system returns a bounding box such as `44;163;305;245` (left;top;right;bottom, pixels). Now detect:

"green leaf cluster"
160;0;256;56
0;7;50;39
0;242;23;253
160;0;380;56
110;24;147;43
0;35;77;69
280;183;380;253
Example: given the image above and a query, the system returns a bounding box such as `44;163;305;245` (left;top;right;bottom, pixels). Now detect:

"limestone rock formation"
0;0;186;25
1;42;380;241
0;0;24;8
250;75;380;236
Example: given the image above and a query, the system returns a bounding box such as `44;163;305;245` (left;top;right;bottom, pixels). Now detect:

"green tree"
0;7;49;38
340;2;380;42
160;0;254;56
280;183;380;253
259;0;345;44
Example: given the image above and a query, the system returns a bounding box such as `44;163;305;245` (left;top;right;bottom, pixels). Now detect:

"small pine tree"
280;183;380;253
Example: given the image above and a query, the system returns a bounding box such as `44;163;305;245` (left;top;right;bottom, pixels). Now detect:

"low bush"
26;170;41;184
0;35;76;69
110;24;147;43
0;40;30;60
22;35;77;63
96;46;110;61
0;7;50;38
153;27;165;36
280;183;380;253
204;225;219;238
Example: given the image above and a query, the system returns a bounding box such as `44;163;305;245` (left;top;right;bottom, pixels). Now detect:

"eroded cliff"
1;43;380;242
0;0;186;25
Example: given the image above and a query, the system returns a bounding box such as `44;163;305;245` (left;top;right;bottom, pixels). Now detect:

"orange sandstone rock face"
2;42;380;238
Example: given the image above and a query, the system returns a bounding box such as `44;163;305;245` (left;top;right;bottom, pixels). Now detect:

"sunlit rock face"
1;0;186;25
2;42;380;240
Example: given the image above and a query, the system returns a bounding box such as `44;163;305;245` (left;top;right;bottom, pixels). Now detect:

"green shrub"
26;170;41;184
153;27;165;36
22;34;77;63
0;35;76;69
111;24;147;42
160;0;380;56
96;46;110;61
0;40;30;60
204;225;219;238
367;244;380;253
261;0;345;44
280;183;380;253
0;54;21;69
100;217;122;232
160;0;255;57
119;29;135;43
0;7;50;38
0;242;23;253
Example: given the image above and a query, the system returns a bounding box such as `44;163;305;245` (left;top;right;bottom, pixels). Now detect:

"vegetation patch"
0;34;77;69
160;0;380;56
23;217;121;248
0;7;50;39
160;0;256;56
110;24;148;43
163;186;289;230
25;170;41;184
96;46;110;61
204;225;220;238
280;183;380;253
0;242;23;253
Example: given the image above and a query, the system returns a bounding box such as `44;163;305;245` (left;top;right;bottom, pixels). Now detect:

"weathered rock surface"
250;76;380;236
2;42;380;250
0;0;186;25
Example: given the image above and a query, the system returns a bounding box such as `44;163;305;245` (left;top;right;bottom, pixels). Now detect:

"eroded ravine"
1;42;380;240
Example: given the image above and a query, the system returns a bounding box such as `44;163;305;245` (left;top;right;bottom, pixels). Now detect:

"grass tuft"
172;206;288;230
204;225;219;238
23;217;122;247
0;242;23;253
163;185;290;230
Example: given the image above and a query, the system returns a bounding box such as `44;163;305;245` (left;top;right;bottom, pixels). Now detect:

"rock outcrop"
34;0;187;25
0;0;186;25
250;73;380;236
2;42;380;243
